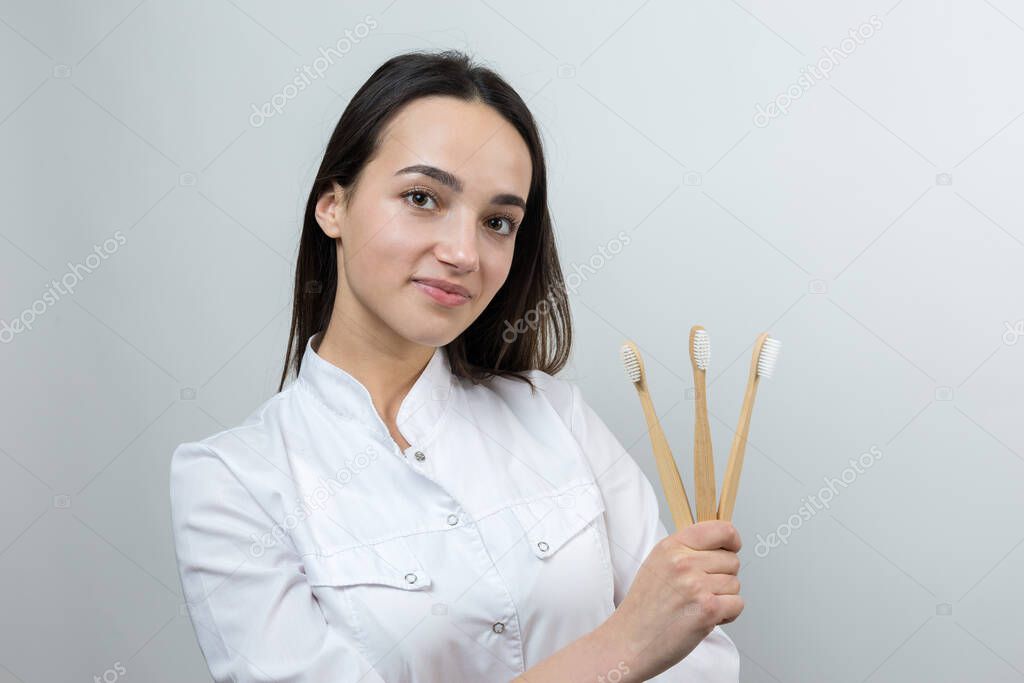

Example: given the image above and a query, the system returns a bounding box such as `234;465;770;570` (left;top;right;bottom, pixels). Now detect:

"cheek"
348;200;400;252
344;220;414;290
479;245;516;299
350;198;417;258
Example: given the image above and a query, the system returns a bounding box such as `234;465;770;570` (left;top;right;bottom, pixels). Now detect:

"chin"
394;315;467;349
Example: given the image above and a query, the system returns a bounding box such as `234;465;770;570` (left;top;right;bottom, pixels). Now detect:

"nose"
435;209;480;273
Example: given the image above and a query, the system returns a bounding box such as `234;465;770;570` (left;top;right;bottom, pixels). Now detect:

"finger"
706;573;741;596
673;521;741;552
690;549;741;575
710;594;745;625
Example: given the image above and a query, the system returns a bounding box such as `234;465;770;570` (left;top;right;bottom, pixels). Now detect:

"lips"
412;279;472;307
411;278;471;299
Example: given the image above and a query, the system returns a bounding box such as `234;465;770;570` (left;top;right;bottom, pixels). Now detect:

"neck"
315;312;435;429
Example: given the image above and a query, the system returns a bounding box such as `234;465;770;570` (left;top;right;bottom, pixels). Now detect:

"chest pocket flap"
302;537;432;591
510;479;606;559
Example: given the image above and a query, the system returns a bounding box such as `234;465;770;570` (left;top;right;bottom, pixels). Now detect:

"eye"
401;187;439;211
486;213;520;237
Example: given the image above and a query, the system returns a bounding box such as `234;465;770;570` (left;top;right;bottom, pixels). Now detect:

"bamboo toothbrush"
690;326;716;522
717;333;782;522
620;341;695;530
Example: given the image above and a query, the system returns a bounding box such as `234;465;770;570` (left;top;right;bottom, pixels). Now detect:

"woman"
170;50;743;682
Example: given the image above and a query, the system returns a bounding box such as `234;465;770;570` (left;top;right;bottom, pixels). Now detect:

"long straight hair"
278;50;572;394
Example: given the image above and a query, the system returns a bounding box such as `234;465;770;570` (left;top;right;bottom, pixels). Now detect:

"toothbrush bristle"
620;345;642;383
756;337;781;379
692;329;710;370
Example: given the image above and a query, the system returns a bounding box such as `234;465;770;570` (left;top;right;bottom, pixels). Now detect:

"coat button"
492;622;505;634
404;572;418;584
446;514;459;526
414;450;426;461
537;541;549;552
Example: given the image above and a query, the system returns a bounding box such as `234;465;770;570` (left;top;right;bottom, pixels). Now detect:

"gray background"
1;0;1022;681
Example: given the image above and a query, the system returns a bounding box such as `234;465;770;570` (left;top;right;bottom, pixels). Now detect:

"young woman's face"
316;95;532;349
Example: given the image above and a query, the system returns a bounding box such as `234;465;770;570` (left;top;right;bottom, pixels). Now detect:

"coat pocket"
509;479;606;559
302;537;432;591
301;536;436;672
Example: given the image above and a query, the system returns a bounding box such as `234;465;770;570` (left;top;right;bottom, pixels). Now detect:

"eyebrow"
395;164;526;211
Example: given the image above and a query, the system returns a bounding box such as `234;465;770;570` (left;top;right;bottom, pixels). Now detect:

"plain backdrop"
1;1;1022;681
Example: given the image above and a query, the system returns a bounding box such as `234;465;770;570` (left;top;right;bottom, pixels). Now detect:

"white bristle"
620;345;642;383
692;329;710;370
756;337;781;379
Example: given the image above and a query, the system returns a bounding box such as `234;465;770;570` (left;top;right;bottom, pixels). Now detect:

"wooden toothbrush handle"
640;390;694;530
693;373;716;522
717;376;759;522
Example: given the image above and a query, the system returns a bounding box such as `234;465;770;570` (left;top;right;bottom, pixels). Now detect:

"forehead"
375;95;532;197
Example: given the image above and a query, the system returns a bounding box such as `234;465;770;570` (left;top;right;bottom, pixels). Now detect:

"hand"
603;520;744;679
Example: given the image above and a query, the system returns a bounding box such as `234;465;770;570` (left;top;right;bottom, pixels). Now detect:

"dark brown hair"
278;49;572;394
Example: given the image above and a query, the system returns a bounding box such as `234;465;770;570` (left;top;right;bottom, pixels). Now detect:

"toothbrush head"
756;337;782;379
692;329;710;371
620;343;642;384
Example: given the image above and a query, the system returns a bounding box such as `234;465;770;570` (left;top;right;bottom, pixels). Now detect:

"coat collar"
297;331;455;449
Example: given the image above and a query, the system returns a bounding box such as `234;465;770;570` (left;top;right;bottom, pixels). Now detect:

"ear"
314;182;345;239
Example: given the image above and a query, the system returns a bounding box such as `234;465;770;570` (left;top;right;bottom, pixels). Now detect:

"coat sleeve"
566;381;741;682
169;441;387;683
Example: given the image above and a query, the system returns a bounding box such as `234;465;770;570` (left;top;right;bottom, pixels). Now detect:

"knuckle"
669;551;694;573
678;573;700;597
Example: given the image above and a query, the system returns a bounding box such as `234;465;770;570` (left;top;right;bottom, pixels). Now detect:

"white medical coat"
169;332;740;681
